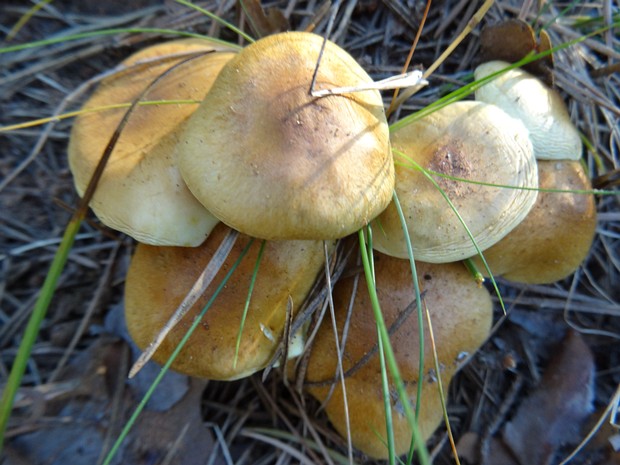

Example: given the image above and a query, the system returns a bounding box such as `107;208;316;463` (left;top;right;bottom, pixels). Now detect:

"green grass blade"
175;0;255;44
101;238;254;465
393;150;506;313
424;305;461;465
233;240;266;368
376;316;396;465
390;20;619;134
0;217;81;451
391;192;426;464
0;28;240;55
0;100;202;133
405;166;619;196
357;230;431;465
365;226;396;462
5;0;54;41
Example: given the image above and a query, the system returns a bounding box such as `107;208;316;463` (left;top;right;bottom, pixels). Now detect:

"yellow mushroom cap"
474;60;582;161
373;101;538;263
472;160;597;283
125;223;331;380
177;31;393;241
68;39;236;246
303;254;493;458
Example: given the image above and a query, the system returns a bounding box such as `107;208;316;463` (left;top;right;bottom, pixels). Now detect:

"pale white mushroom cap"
373;101;538;263
474;60;582;161
69;40;236;246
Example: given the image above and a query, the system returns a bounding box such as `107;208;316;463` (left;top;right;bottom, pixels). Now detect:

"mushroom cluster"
67;27;596;461
372;60;596;285
69;31;393;379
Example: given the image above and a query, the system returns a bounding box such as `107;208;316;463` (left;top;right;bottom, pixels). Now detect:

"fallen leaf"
501;330;595;465
479;19;554;86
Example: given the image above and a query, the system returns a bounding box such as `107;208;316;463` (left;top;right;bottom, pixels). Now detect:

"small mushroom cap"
472;160;597;283
69;39;236;246
373;101;538;263
177;31;393;240
303;254;493;459
125;223;331;380
474;60;582;160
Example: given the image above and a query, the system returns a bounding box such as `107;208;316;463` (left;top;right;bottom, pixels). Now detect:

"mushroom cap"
177;31;393;241
303;254;493;458
472;160;597;283
68;39;236;246
474;60;582;160
373;101;538;263
125;223;330;380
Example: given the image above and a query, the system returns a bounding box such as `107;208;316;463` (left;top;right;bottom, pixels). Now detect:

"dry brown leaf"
479;19;554;86
501;330;595;465
6;336;218;465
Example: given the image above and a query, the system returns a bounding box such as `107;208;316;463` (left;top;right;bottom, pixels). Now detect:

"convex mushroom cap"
302;254;493;459
472;160;596;283
373;101;538;263
125;223;331;380
474;60;582;160
177;31;393;241
69;39;236;246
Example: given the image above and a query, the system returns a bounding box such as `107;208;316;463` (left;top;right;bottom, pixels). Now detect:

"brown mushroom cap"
177;31;393;241
302;254;493;458
125;223;331;380
373;101;538;263
68;39;236;246
472;160;597;283
474;61;582;160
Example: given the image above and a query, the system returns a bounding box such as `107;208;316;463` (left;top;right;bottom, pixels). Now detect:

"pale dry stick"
240;429;318;465
517;0;535;21
0;278;66;345
96;342;131;465
385;0;432;117
563;270;620;341
128;228;239;378
0;233;98;258
580;262;617;309
391;0;495;109
554;71;620;116
330;0;357;43
204;421;235;465
380;0;418;31
308;264;359;412
424;301;461;465
160;422;192;465
48;243;121;383
265;242;352;381
250;377;327;465
434;0;470;38
287;387;338;465
311;70;427;97
309;0;342;94
322;241;355;465
279;296;295;381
